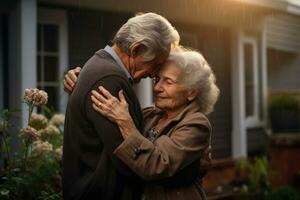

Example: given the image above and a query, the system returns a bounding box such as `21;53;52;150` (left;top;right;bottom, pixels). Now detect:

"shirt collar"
104;45;133;84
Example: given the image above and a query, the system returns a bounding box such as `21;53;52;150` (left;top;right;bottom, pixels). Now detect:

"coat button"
134;147;140;154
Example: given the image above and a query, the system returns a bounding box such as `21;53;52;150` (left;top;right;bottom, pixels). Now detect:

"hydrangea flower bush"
0;88;64;200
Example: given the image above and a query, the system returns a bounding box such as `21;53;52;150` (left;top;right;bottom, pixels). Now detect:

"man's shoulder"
78;50;128;84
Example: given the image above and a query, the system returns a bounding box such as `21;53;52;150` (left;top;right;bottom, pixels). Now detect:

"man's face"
129;52;168;83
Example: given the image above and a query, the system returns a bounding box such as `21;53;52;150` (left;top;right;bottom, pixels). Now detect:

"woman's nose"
153;81;163;92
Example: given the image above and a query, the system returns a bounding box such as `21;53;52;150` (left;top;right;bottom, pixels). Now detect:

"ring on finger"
98;102;102;108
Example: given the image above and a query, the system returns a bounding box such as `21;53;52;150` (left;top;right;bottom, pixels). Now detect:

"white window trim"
241;36;261;128
38;8;68;113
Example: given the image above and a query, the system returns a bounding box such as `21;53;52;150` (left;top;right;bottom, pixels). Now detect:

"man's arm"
85;75;141;179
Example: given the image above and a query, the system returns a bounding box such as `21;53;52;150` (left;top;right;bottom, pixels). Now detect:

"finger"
74;67;82;74
92;100;110;116
91;96;110;112
118;90;126;103
91;95;101;106
92;103;105;114
98;86;114;99
91;90;107;103
65;74;75;87
91;94;107;107
69;70;78;82
63;80;72;93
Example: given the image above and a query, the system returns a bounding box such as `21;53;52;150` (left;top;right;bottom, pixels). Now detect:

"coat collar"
145;100;207;138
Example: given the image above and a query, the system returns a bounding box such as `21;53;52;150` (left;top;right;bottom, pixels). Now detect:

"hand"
91;86;137;139
91;86;130;123
63;67;81;93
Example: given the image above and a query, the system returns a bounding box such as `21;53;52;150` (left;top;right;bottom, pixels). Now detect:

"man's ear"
187;90;197;101
130;43;146;57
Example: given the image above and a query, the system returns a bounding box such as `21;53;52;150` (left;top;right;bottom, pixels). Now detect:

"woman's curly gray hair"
167;47;220;114
113;12;180;61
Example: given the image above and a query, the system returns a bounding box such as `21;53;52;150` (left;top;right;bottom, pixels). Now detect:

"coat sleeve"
85;75;140;179
113;117;210;180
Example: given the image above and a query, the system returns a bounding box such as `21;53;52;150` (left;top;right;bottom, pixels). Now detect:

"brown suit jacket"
63;49;143;200
114;101;211;200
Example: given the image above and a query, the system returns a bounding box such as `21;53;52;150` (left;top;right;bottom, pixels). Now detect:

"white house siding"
266;14;300;53
265;14;300;92
267;48;300;92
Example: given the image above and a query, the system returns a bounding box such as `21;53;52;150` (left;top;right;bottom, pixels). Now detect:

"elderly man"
63;13;180;200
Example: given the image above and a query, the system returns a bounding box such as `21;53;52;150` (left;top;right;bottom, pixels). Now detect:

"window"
242;37;260;127
37;8;68;112
37;23;59;110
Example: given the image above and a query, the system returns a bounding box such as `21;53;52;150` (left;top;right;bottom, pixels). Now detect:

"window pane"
44;56;58;82
244;43;254;117
44;86;58;111
43;24;58;52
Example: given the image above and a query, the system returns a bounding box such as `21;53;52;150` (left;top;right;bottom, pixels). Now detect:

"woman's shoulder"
179;110;212;134
142;106;156;116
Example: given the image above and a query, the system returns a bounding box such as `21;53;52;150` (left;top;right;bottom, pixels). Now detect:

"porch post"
231;29;247;158
8;0;37;144
261;24;268;127
134;78;153;108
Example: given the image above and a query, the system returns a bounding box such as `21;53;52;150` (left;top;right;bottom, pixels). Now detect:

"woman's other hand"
63;67;81;93
91;86;136;139
91;86;129;123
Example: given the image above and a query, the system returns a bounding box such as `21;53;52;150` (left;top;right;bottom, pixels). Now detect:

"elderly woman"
64;47;219;199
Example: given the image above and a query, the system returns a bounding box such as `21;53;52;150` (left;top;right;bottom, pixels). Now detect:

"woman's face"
153;61;193;113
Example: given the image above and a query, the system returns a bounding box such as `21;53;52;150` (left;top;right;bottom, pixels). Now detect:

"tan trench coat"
114;101;211;200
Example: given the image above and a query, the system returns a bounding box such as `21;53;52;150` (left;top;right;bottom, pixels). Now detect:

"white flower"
49;114;65;127
55;146;63;161
19;126;39;143
38;125;60;140
31;140;53;157
23;88;48;106
29;113;48;130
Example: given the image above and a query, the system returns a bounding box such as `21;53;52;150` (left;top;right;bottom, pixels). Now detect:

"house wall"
266;13;300;92
267;48;300;92
68;9;130;66
247;127;268;156
174;23;233;158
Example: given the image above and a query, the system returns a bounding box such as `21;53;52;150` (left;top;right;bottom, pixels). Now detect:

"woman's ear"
130;43;146;57
187;90;197;101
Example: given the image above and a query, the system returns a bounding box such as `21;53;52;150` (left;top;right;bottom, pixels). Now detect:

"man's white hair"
167;47;220;114
113;12;180;61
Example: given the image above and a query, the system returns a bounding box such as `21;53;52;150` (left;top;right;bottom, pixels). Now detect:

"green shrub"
269;93;299;112
266;186;299;200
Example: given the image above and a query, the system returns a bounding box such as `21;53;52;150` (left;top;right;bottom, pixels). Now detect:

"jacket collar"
149;100;205;137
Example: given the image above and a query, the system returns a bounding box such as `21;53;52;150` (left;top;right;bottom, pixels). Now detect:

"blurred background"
0;0;300;199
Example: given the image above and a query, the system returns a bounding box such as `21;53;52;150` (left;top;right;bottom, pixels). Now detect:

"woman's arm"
91;87;210;181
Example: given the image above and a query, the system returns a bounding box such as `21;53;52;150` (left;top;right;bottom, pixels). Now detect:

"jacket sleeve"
113;117;210;180
85;75;140;179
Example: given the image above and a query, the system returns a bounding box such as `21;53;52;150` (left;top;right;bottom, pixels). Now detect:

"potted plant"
233;157;271;200
268;93;300;133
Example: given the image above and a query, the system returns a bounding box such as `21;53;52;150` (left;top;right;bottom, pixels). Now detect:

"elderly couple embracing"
62;13;219;200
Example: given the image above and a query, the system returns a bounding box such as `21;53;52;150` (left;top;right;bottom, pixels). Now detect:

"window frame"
37;8;68;113
242;36;261;128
